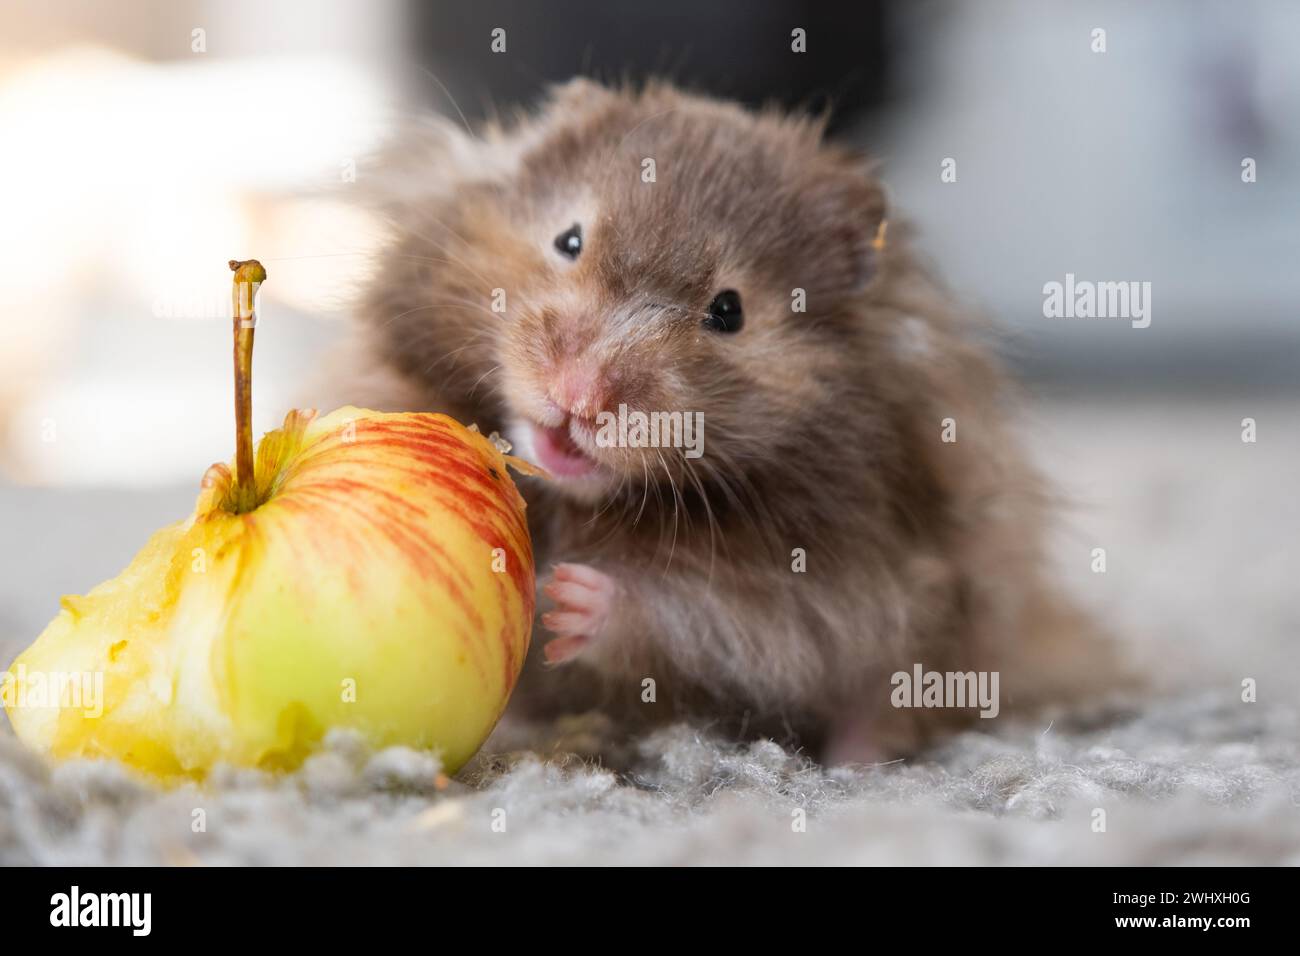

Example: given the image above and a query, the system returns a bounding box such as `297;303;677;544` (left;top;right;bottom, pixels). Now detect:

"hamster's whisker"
466;364;501;400
388;210;506;293
682;459;720;586
396;320;496;363
431;298;511;323
655;450;683;575
373;303;441;333
649;458;666;537
420;342;483;378
405;236;500;294
695;449;785;559
585;467;631;529
405;62;480;142
632;456;652;528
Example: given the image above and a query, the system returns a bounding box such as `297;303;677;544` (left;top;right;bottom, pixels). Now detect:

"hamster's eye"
554;223;582;260
704;290;743;333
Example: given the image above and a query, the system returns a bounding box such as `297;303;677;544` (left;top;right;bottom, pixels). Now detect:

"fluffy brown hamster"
337;79;1126;763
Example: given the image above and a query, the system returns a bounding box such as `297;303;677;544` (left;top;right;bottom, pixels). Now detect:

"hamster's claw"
541;634;590;664
540;563;616;664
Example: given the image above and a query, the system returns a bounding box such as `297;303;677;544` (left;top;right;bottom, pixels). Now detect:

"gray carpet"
2;396;1298;865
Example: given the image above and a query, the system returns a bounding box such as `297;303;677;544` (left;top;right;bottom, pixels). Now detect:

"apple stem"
229;259;267;513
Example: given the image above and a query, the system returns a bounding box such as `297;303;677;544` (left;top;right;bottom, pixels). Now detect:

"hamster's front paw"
540;563;616;664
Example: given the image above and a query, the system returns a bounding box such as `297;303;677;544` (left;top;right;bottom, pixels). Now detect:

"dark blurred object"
408;0;896;132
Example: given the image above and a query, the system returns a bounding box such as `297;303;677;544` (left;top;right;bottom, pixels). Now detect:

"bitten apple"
2;261;536;778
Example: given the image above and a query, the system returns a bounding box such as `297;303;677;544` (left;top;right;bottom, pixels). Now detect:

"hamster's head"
374;80;888;506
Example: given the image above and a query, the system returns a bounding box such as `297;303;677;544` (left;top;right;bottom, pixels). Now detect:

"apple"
2;260;536;778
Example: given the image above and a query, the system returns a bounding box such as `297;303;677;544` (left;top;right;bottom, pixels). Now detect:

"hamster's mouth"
530;418;600;478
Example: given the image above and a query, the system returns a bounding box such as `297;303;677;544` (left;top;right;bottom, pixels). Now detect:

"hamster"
337;79;1127;763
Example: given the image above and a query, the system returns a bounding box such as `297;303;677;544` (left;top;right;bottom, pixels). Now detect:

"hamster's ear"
807;161;889;296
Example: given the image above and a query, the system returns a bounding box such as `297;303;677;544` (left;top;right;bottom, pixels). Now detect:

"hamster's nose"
547;361;606;420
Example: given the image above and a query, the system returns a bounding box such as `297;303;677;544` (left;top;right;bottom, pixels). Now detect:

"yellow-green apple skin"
2;407;535;778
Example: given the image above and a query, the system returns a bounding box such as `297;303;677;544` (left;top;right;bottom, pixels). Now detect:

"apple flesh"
2;406;535;778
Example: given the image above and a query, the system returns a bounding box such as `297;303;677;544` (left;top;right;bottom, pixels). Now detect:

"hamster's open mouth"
530;418;599;478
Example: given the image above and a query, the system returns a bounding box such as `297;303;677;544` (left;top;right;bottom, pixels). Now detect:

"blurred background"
0;0;1297;684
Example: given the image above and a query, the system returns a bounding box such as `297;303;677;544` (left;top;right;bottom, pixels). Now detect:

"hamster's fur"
333;80;1128;761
